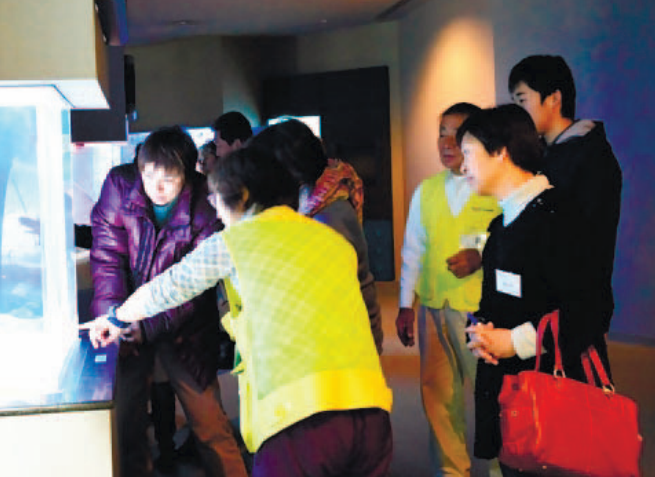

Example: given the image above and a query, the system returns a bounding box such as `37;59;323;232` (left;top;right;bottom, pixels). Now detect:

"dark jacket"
473;190;610;459
313;200;384;354
90;163;222;389
542;121;622;332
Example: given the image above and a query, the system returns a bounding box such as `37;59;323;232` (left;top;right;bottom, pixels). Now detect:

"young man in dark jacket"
90;126;247;477
509;55;622;333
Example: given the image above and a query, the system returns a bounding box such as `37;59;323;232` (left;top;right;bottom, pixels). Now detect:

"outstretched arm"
83;232;232;348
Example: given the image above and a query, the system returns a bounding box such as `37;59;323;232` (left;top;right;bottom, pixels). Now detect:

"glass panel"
71;143;121;226
0;87;77;399
70;142;122;323
0;106;43;327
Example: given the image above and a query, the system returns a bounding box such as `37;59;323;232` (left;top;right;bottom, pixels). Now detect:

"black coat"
542;121;622;332
473;189;610;459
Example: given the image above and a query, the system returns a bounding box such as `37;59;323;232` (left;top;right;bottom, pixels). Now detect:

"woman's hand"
80;316;122;349
466;322;498;364
466;322;516;365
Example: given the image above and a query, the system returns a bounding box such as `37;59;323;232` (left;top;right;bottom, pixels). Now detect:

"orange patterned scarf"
303;159;364;223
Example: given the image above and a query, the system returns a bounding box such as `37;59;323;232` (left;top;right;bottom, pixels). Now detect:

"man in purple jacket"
90;126;247;477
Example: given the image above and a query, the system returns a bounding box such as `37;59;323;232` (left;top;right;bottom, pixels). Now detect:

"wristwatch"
106;305;130;329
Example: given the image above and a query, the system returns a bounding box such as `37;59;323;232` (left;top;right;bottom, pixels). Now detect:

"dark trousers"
115;340;247;477
252;408;393;477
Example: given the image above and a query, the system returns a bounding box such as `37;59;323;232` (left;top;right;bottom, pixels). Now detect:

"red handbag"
498;310;642;476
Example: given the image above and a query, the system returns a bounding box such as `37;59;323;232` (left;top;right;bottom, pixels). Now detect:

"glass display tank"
0;86;78;401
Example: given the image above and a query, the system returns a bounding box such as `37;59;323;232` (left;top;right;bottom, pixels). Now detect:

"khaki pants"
115;340;248;477
418;304;489;477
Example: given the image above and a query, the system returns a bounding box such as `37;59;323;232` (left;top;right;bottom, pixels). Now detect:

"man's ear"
496;146;510;163
241;187;250;208
232;139;242;151
547;90;563;114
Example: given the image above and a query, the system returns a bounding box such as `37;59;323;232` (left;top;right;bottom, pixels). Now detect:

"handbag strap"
536;311;614;392
581;346;615;393
535;310;564;376
581;351;595;384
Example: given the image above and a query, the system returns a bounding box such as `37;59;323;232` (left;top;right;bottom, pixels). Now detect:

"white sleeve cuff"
398;185;425;309
511;322;538;360
398;293;416;310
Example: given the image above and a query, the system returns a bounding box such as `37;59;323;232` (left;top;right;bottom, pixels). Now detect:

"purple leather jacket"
90;163;222;389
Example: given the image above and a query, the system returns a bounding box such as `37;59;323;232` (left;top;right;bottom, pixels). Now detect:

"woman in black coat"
456;105;610;476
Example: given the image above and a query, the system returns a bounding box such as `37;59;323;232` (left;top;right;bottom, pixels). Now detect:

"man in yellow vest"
396;103;500;477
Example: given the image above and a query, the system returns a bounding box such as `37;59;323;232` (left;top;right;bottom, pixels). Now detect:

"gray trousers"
418;303;490;477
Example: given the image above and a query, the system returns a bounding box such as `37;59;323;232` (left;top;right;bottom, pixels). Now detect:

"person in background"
83;144;394;477
193;137;243;464
458;104;610;477
197;140;219;175
212;111;253;159
508;54;622;334
90;126;247;477
395;103;500;476
247;119;384;354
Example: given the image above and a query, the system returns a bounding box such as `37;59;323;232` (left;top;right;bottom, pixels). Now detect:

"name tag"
496;269;522;298
460;232;489;252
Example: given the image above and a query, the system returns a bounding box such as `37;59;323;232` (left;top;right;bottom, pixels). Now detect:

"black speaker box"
124;55;136;115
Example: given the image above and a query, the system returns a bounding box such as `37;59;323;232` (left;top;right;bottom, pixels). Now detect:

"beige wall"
398;0;496;208
0;0;108;108
127;36;271;132
126;36;225;132
0;0;97;80
293;22;399;75
221;37;267;128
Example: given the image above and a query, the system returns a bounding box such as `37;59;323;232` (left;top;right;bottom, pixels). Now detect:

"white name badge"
460;232;489;252
496;269;522;298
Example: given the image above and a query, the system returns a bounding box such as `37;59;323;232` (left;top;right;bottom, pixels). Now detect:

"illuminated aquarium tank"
0;87;78;400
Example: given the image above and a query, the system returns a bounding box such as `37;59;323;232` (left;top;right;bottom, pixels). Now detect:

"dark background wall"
263;67;395;280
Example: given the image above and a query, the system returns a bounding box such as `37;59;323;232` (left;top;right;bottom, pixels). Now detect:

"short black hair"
132;142;143;165
508;55;576;120
211;111;253;145
456;104;545;173
197;140;217;172
248;119;328;185
442;102;481;118
199;140;217;162
137;126;197;179
208;145;299;212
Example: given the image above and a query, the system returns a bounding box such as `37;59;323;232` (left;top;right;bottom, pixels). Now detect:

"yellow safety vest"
221;206;392;452
417;172;500;310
